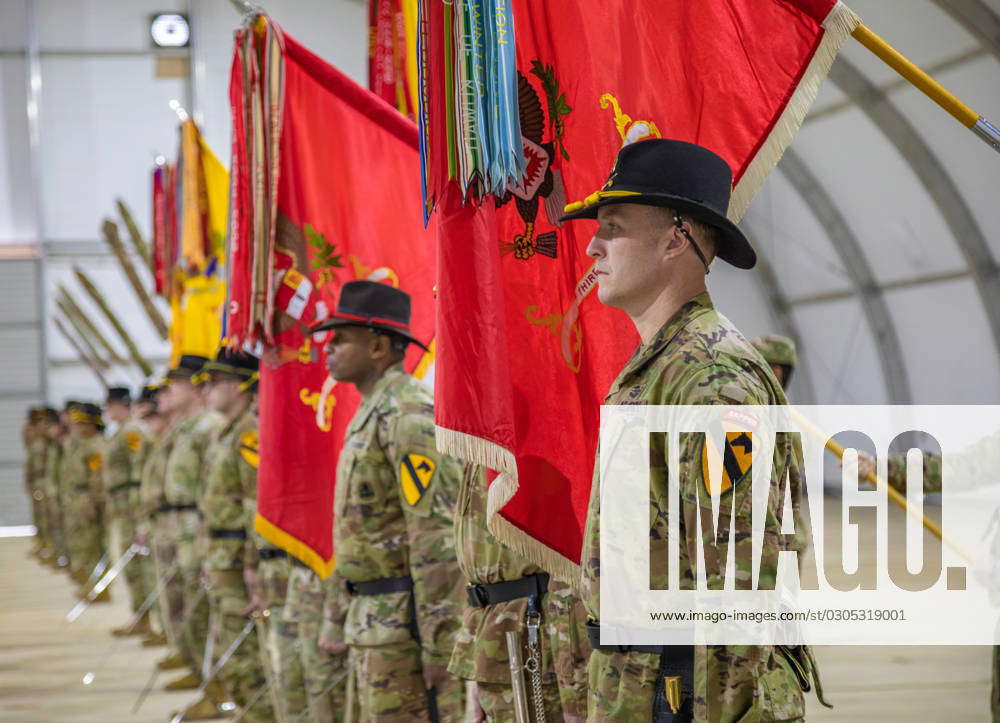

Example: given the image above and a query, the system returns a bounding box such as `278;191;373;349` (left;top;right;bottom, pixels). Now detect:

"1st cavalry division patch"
240;430;260;469
399;453;436;506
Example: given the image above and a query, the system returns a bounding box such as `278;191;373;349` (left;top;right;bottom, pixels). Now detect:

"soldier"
560;139;817;721
197;348;275;722
157;355;223;698
286;560;346;722
43;405;71;569
102;386;153;636
23;408;52;560
61;402;110;600
750;335;797;391
449;464;589;721
314;280;466;721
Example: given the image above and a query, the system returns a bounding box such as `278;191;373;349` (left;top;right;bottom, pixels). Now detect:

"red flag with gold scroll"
430;0;861;581
228;19;435;576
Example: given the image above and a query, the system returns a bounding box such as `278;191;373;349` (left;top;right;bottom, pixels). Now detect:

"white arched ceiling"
734;0;1000;405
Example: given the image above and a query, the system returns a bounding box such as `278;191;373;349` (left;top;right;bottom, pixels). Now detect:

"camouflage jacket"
138;420;182;527
581;292;807;722
164;409;222;508
41;438;63;501
883;430;1000;494
322;364;464;666
25;435;48;494
201;405;259;572
60;433;106;520
104;421;148;515
448;465;557;685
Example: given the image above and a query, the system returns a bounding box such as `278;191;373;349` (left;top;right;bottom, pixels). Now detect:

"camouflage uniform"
201;405;274;721
164;409;223;674
321;364;466;721
582;293;811;721
256;541;309;721
41;435;67;563
140;420;187;653
62;432;107;586
450;464;585;720
25;428;50;552
104;420;151;613
288;565;347;722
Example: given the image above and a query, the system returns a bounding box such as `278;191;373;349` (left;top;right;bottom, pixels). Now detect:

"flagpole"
852;23;1000;154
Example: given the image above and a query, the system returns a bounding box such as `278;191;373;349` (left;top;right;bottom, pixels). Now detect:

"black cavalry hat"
560;138;756;269
202;347;260;381
310;281;429;351
166;354;210;381
106;386;132;404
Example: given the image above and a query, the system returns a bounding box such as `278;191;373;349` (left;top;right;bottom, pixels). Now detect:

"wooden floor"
0;537;225;723
0;533;993;722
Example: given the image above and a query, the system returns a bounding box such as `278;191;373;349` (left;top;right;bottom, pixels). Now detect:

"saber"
67;544;143;622
170;619;256;723
201;606;216;684
229;679;274;722
85;553;111;588
82;564;178;686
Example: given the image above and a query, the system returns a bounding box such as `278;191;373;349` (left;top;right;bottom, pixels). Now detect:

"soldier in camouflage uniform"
750;336;797;392
450;463;588;721
286;562;346;722
61;402;110;599
102;386;153;636
43;405;71;569
157;355;223;695
198;349;275;722
561;139;817;721
24;408;56;560
315;281;466;721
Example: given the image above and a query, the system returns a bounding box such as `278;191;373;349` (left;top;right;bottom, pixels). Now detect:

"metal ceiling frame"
826;56;1000;355
778;148;912;403
933;0;1000;65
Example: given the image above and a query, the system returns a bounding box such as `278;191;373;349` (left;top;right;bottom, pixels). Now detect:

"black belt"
155;503;199;515
259;548;288;561
209;528;247;539
72;484;90;491
466;572;549;608
109;480;141;495
586;621;694;722
291;556;310;569
345;575;413;596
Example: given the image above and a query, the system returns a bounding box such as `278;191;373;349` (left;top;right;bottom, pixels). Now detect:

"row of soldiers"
22;140;823;722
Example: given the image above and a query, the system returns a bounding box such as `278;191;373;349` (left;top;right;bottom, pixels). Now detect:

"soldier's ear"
368;332;392;361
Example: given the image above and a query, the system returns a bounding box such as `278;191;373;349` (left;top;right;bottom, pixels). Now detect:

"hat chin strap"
673;212;711;275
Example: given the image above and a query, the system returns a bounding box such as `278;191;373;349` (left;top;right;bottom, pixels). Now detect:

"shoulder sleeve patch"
125;431;142;453
701;431;752;496
399;453;436;506
87;453;103;472
240;430;260;469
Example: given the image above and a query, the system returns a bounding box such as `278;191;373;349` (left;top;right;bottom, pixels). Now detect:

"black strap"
291;556;311;569
586;621;694;722
72;484;90;491
345;575;413;596
466;572;550;608
156;503;198;514
109;480;141;495
209;528;247;540
258;548;288;561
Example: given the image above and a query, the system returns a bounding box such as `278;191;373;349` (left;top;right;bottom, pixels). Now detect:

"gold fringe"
254;512;336;579
436;425;582;586
728;1;862;221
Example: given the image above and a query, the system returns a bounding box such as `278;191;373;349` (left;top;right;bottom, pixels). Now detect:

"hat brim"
309;316;430;352
560;193;756;270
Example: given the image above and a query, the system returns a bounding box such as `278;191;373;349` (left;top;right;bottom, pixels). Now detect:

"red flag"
432;0;860;580
229;19;435;576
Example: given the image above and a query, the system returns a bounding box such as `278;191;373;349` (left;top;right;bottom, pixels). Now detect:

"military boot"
143;631;169;647
112;610;151;637
169;696;231;721
156;652;186;671
164;671;201;691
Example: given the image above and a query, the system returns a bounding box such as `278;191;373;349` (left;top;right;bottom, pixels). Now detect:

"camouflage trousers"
258;556;308;722
285;565;348;723
29;487;48;550
151;529;185;654
477;678;562;722
545;580;590;720
587;646;805;722
44;489;66;560
177;533;211;678
109;504;150;612
64;494;104;584
347;640;465;722
207;570;274;722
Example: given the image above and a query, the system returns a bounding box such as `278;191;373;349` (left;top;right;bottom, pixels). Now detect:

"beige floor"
0;532;993;722
0;537;225;723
